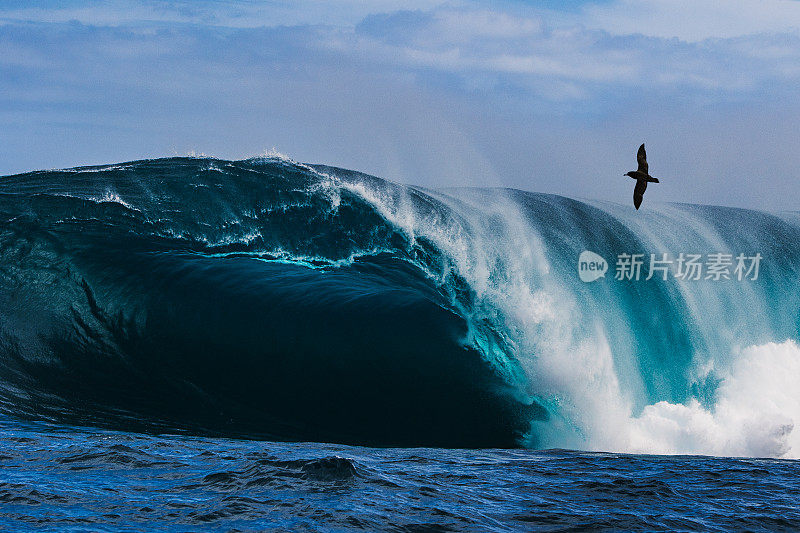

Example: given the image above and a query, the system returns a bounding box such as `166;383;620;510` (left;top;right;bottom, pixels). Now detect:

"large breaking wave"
0;156;798;456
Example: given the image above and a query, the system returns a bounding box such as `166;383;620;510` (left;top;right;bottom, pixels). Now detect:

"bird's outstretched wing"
633;179;647;210
637;143;648;174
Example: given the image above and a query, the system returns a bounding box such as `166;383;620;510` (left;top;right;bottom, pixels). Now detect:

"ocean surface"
2;418;799;532
0;156;799;530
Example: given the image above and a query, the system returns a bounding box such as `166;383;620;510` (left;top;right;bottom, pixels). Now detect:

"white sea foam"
91;190;139;211
530;335;800;458
622;340;800;458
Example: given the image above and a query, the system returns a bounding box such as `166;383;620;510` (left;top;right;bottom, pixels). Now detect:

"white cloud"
350;6;800;93
0;0;453;28
6;0;800;42
581;0;800;41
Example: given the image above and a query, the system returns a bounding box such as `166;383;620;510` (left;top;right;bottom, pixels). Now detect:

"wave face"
0;157;798;455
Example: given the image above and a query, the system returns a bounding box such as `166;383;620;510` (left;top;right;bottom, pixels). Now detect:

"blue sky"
2;1;800;209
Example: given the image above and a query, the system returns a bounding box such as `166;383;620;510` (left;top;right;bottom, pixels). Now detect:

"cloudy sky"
2;1;799;209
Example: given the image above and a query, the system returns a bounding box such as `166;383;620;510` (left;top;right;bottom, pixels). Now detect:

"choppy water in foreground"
1;419;799;532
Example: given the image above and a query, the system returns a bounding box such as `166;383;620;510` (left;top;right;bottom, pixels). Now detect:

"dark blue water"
1;418;799;532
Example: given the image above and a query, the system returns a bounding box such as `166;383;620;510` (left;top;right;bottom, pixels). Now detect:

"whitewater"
326;160;800;459
0;155;798;459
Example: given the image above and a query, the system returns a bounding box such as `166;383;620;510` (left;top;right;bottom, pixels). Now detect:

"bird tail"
646;177;659;183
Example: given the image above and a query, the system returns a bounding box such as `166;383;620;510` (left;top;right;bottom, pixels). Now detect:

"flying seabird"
625;143;659;210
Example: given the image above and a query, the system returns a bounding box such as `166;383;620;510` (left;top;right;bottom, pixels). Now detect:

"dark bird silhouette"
625;143;659;210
